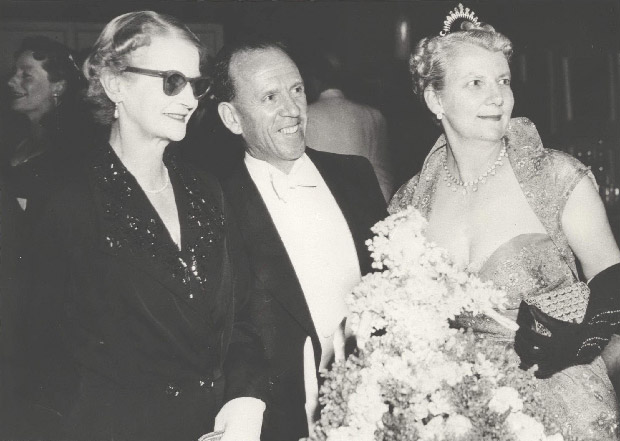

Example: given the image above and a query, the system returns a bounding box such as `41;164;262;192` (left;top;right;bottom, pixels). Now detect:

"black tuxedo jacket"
222;148;387;441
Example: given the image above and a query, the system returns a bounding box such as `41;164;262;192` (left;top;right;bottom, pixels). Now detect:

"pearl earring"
114;102;119;119
436;112;443;120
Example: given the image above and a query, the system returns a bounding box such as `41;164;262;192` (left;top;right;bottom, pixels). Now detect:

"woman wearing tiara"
389;4;620;439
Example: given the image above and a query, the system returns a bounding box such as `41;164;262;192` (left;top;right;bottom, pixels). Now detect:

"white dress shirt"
244;152;361;430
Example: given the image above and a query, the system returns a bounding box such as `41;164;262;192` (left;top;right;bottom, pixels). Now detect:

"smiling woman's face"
7;51;57;121
433;44;514;145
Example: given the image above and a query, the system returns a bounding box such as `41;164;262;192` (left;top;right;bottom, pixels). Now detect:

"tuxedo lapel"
225;165;318;339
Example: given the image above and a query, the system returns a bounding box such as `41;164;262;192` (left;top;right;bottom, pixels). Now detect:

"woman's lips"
164;113;188;121
478;115;502;121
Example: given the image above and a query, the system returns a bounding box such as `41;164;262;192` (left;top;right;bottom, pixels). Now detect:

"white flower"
417;415;446;441
326;426;374;441
489;386;523;414
345;369;388;432
428;390;453;416
445;414;473;439
505;412;546;441
314;206;557;441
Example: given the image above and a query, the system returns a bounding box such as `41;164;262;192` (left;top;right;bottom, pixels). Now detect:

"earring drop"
114;102;119;119
53;93;59;107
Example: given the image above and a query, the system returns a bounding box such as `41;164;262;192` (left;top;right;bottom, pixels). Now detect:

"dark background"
1;0;619;188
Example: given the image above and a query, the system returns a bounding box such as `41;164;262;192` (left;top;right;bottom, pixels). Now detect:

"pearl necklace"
442;141;507;195
142;171;171;194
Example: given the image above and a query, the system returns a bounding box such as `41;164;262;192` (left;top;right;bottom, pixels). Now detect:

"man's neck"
244;151;302;175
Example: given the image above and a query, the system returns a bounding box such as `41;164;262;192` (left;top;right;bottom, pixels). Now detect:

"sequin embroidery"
92;144;225;299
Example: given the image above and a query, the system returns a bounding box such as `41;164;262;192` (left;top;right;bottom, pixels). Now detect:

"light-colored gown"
389;117;619;440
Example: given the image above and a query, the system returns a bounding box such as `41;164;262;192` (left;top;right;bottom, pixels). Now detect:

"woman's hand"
214;397;265;441
514;301;615;379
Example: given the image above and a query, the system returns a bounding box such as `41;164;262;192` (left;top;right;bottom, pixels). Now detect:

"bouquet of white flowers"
310;207;571;441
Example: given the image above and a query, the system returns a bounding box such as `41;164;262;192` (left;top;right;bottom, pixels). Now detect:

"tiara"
439;3;481;36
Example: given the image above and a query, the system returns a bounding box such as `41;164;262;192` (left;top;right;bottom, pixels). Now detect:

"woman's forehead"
444;45;509;76
15;51;46;70
128;37;200;73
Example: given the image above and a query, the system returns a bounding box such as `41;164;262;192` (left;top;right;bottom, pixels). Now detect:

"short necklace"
442;140;507;195
142;170;171;194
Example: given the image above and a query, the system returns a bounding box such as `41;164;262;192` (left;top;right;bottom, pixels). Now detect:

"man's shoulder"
307;148;375;175
306;147;369;165
307;148;384;201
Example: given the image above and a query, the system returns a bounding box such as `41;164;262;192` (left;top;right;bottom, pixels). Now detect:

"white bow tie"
269;171;317;202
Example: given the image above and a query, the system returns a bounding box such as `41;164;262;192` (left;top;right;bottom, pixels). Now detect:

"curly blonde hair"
409;21;513;101
83;11;205;125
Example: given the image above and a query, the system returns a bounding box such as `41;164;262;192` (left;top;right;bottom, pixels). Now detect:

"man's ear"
218;102;243;135
99;68;123;104
424;86;443;117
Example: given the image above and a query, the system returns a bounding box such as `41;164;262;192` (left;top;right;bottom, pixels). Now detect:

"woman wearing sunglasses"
23;11;267;441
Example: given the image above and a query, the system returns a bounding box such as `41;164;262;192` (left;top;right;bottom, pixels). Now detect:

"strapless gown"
389;118;619;440
459;233;619;441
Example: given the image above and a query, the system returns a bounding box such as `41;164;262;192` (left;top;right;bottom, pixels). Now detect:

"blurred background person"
306;51;395;202
21;11;266;441
0;35;91;438
2;36;90;207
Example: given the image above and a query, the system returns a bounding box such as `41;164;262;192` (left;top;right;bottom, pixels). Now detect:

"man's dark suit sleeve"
221;195;270;404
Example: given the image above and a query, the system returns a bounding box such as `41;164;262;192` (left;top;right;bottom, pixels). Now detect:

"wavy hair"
409;21;513;101
82;11;205;125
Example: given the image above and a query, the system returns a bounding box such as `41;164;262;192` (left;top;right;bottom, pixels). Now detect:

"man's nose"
280;93;301;117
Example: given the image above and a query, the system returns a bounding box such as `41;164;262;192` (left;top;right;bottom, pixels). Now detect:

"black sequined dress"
24;141;266;441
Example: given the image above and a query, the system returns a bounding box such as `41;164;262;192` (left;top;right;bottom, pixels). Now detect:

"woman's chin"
168;130;187;143
159;126;188;143
10;101;27;114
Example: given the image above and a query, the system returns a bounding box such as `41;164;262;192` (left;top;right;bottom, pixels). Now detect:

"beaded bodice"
92;143;225;302
389;118;619;439
473;233;575;318
389;118;595;336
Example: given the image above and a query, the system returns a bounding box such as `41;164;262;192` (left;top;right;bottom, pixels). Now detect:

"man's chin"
280;142;307;157
293;145;307;158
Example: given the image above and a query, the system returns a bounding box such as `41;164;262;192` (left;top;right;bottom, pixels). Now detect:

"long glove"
214;397;265;441
514;263;620;379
